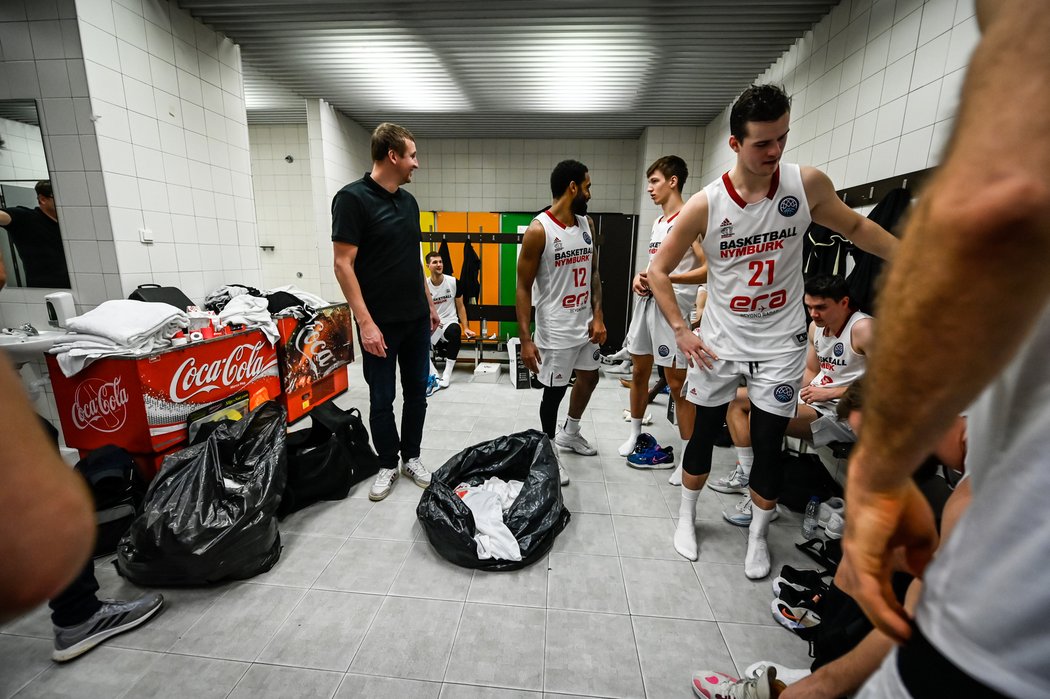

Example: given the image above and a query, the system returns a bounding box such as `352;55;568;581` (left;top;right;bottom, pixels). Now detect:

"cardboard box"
472;362;502;383
275;304;354;422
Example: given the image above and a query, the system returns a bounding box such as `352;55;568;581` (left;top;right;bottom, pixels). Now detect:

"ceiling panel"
180;0;839;138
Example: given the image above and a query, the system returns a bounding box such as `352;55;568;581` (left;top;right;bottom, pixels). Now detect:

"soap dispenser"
44;292;75;328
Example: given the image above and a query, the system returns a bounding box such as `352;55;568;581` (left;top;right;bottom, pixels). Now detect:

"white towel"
218;295;280;344
65;300;188;346
266;284;330;310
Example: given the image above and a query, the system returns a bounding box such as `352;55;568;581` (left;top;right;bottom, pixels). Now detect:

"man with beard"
516;159;606;486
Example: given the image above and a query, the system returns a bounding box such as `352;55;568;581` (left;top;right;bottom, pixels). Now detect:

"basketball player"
516;160;606;486
647;84;897;576
619;156;707;477
426;251;476;387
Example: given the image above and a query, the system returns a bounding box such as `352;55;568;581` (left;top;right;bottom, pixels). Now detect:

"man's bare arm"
333;241;386;357
668;241;708;286
515;221;545;372
0;357;95;623
0;210;12;227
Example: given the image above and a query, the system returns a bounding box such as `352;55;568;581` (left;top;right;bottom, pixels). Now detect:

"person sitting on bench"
426;251;475;388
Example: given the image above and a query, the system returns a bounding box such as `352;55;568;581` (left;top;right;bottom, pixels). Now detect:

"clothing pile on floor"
453;477;525;561
50;300;189;376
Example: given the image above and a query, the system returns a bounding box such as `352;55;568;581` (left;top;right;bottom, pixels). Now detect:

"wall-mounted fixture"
284;155;294;163
260;244;275;252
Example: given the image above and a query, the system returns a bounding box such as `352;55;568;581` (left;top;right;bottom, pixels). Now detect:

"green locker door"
499;213;534;339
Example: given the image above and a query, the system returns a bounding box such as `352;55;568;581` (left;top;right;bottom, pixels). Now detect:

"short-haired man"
618;156;707;475
516;159;606;486
425;250;476;387
647;85;896;575
332;123;441;502
0;180;71;288
714;275;872;504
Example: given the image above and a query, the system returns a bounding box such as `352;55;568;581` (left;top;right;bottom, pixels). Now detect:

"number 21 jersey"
700;163;812;360
532;210;593;349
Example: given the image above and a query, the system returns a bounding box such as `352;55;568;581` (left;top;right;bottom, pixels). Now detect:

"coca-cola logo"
72;377;129;433
169;341;267;403
295;319;337;375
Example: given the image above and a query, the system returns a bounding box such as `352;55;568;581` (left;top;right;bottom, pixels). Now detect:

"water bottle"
802;496;820;539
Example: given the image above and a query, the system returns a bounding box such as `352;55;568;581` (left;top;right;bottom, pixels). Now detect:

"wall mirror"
0;100;71;289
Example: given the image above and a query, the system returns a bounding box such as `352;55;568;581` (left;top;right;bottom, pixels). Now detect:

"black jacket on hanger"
459;241;481;299
847;187;911;315
437;240;454;276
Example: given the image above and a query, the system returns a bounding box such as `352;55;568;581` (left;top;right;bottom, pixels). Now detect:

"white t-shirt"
700;163;812;360
917;303;1050;699
531;210;594;350
808;310;871;415
646;211;699;317
427;274;459;327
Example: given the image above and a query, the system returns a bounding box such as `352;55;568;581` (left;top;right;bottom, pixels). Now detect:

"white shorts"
625;295;688;368
809;413;857;447
537;341;601;387
682;348;806;418
855;649;912;698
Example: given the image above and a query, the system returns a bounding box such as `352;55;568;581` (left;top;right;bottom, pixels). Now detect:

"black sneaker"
52;593;164;662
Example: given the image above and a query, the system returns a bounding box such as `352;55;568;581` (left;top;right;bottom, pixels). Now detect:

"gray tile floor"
1;363;816;698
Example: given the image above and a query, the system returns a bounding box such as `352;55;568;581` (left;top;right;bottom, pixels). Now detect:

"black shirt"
1;206;71;288
331;173;426;324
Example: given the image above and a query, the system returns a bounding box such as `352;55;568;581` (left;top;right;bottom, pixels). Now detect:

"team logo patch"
553;236;563;251
773;384;795;403
719;217;734;238
795;332;808;345
834;342;845;357
592;348;601;361
778;196;800;217
582;231;592;245
658;345;670;358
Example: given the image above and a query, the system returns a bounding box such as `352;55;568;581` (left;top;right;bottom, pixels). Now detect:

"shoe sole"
707;482;749;494
369;472;399;501
554;441;597;456
404;474;431;488
52;600;164;662
626;459;675;470
722;511;780;527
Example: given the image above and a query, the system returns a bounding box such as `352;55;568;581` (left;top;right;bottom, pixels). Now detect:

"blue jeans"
359;316;430;468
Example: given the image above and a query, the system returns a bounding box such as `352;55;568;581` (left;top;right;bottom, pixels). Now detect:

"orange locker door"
467;212;500;338
434;212;477;335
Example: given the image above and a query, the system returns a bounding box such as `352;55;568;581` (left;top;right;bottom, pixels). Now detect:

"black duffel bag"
116;401;288;585
75;445;145;557
417;429;570;571
278;402;381;518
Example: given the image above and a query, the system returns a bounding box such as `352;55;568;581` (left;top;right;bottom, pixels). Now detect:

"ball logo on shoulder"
72;377;129;433
834;342;845;357
582;231;592;245
592;348;601;361
658;345;670;357
778;196;800;217
773;384;795;403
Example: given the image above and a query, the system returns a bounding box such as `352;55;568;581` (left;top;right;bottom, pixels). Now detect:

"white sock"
736;447;754;476
442;361;455;382
564;416;581;435
618;418;643;456
745;503;776;579
668;465;683;486
674;486;700;561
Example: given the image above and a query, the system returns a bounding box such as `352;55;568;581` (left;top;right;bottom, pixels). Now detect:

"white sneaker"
745;661;810;686
554;427;597;455
401;457;431;487
722;496;780;527
668;465;683;486
707;464;750;494
824;511;844;540
369;467;399;501
692;666;785;699
818;496;845;528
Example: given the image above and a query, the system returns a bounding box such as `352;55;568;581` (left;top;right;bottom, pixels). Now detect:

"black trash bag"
116;401;288;586
278;402;381;518
417;429;570;571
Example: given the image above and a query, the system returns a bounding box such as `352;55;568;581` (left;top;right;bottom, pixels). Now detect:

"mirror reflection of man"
0;180;71;288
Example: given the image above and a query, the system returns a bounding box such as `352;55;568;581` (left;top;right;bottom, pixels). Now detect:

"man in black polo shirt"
332;123;440;502
0;180;71;288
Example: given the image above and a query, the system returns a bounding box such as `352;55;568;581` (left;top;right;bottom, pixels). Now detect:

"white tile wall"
0;118;50;179
409;137;640;217
700;0;978;194
248;123;319;294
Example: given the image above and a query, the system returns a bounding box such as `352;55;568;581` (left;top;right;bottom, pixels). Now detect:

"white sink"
0;331;65;365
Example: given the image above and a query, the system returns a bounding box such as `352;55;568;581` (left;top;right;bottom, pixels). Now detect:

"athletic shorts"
537;341;601;387
682;347;806;418
810;413;857;447
625;295;688;368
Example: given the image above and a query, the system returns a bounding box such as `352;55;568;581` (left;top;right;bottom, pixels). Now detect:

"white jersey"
916;303;1050;698
531;210;593;349
808;310;870;415
427;275;459;326
647;211;699;317
700;163;812;360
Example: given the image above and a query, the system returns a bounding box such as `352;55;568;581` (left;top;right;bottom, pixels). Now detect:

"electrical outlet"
139;228;154;244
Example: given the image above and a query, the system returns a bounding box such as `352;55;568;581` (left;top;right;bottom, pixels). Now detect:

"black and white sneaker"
52;592;164;662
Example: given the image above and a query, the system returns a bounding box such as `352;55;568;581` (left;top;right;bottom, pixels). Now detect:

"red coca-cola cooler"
47;329;281;479
275;303;354;422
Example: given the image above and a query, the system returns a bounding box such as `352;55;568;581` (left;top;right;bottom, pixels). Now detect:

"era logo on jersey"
658;345;670;357
730;289;787;313
562;291;590;309
833;342;845;357
773;384;795;403
583;231;592;244
719;218;734;238
778;196;800;216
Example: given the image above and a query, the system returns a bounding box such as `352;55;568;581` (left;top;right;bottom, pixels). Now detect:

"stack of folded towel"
218;295;279;344
50;300;189;376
